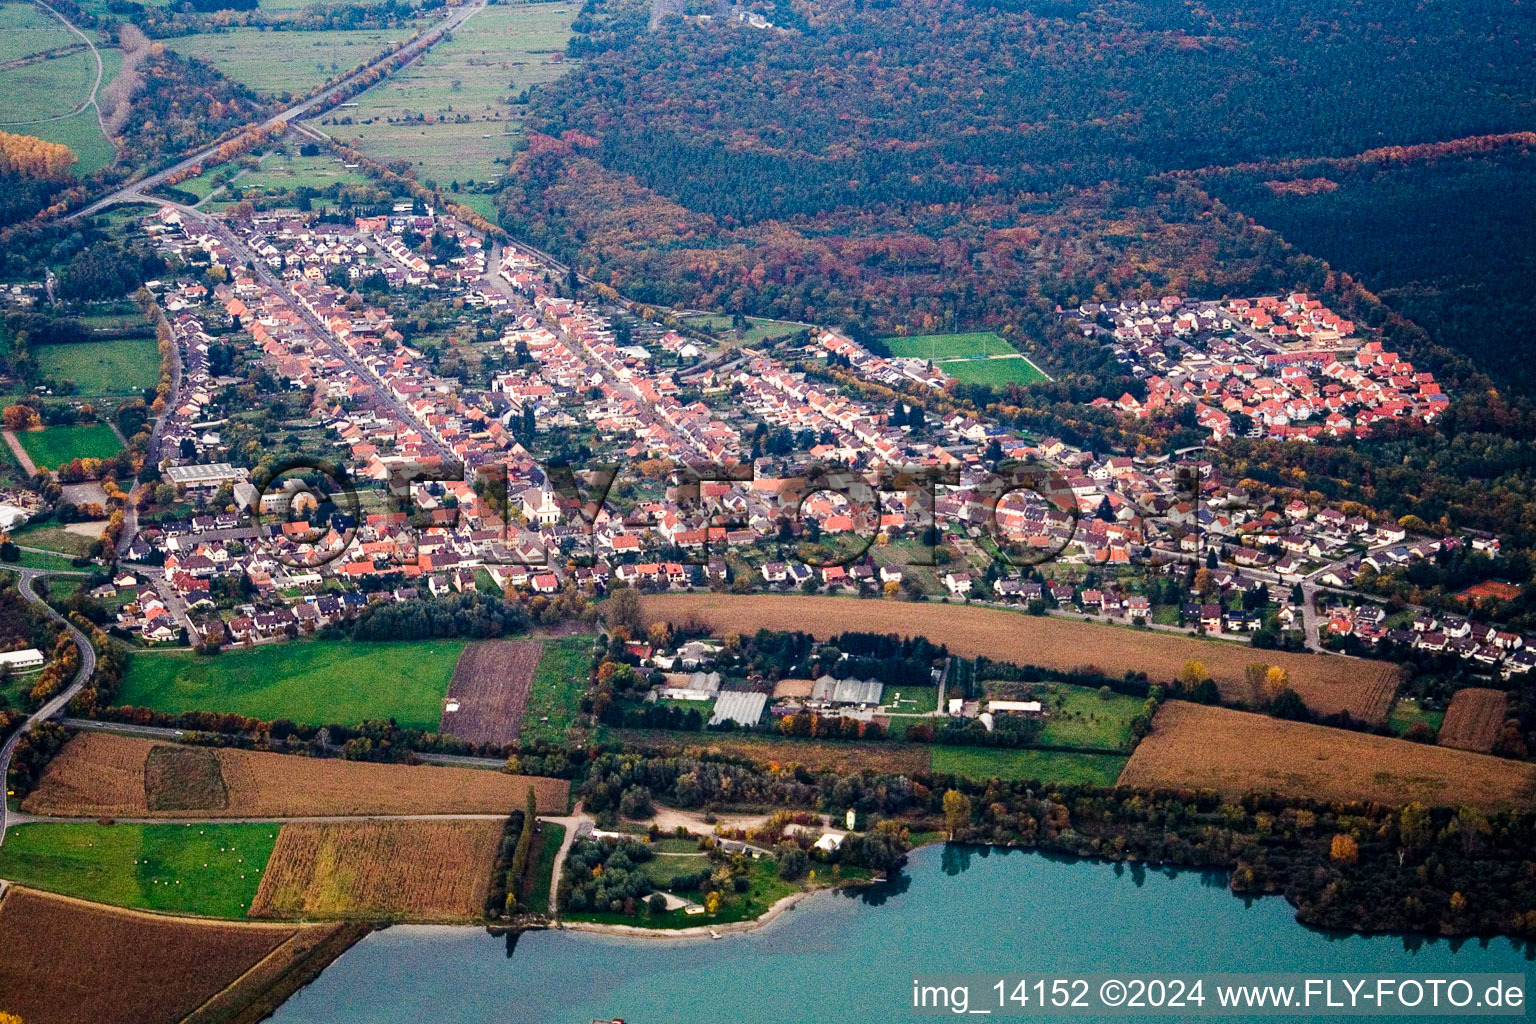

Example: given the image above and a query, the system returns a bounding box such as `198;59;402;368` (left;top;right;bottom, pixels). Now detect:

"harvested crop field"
441;639;543;745
641;594;1400;722
1438;688;1508;753
1119;701;1536;809
0;886;331;1024
620;728;931;775
249;820;502;921
22;732;567;818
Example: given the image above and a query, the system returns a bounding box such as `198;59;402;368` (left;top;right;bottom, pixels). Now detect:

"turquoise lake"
269;844;1532;1023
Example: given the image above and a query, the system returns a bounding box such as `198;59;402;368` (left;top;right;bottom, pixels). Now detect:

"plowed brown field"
440;640;543;745
0;886;330;1024
1118;701;1536;808
22;732;567;818
1438;688;1508;753
641;593;1399;722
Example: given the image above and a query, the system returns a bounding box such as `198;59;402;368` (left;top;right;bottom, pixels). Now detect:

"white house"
0;648;45;670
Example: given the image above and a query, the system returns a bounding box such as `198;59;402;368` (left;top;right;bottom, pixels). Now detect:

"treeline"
485;788;541;917
338;592;530;641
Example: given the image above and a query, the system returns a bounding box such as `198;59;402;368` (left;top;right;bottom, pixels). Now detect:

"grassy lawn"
0;822;278;918
116;639;468;728
687;314;806;346
233;151;373;192
0;663;40;712
14;423;123;469
8;521;100;557
5;547;92;570
35;339;159;397
642;851;709;888
0;5;97;120
1035;682;1144;751
15;107;116;176
930;746;1128;787
321;1;580;184
883;685;938;715
1388;696;1444;737
566;856;800;929
519;634;593;742
165;27;423;97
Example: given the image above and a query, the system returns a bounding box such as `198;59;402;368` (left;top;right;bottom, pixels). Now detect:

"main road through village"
2;0;492;847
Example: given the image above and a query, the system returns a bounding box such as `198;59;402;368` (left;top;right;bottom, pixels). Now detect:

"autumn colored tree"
1330;833;1359;864
943;788;972;839
1;405;39;431
0;130;75;179
1263;666;1290;702
1178;660;1207;690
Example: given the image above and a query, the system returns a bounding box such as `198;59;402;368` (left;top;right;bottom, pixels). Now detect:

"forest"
1201;142;1536;397
486;0;1536;568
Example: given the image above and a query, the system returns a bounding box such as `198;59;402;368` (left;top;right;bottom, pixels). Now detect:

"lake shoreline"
554;887;818;941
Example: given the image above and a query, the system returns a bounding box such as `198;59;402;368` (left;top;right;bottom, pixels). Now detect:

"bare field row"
640;594;1399;722
1119;701;1536;809
0;886;342;1024
22;732;567;819
1438;688;1507;753
250;819;502;922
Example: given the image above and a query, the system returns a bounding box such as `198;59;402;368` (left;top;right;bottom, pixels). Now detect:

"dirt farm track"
641;594;1400;721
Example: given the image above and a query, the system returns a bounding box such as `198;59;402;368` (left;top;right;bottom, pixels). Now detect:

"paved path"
1;431;39;478
0;569;99;846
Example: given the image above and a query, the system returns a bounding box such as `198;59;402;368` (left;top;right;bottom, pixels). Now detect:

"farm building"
987;699;1043;717
810;675;885;706
657;670;722;701
0;649;44;670
709;690;768;727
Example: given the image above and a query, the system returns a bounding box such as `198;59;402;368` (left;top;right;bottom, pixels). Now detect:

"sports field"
14;422;124;468
882;331;1049;385
0;822;278;918
165;26;421;98
320;0;580;183
115;639;468;728
34;338;159;396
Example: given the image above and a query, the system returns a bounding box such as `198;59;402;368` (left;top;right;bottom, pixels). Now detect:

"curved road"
0;568;98;846
66;0;487;222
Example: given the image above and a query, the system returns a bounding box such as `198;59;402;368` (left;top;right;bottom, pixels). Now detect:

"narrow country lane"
0;569;98;845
